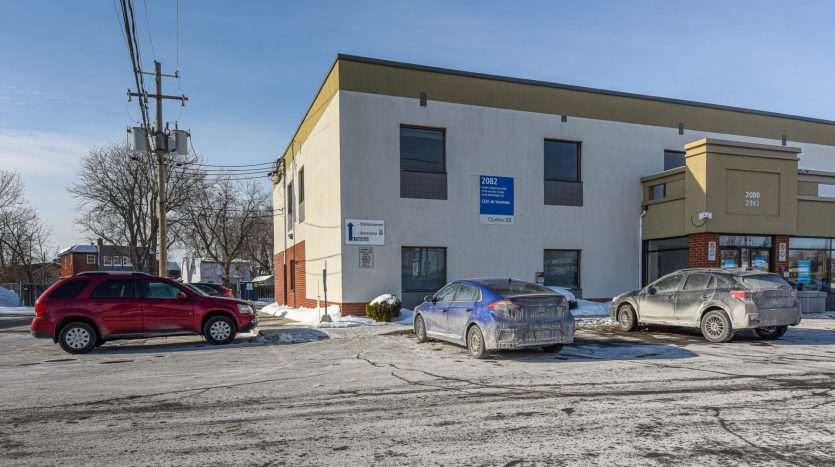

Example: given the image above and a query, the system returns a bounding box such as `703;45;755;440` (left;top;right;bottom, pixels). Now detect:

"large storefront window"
788;238;831;293
401;247;446;308
644;236;689;285
543;250;580;289
719;235;771;271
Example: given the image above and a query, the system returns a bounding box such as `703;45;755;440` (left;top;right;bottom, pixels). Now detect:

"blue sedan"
413;278;576;358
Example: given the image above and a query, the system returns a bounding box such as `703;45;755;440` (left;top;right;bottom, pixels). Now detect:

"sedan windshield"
487;282;559;297
185;284;210;296
742;274;791;290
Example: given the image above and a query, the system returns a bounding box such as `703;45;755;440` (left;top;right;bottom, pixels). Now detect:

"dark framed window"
401;247;446;292
544;140;581;182
664;150;685;170
286;181;294;228
298;168;305;203
644;236;689;285
543;250;580;289
289;260;296;291
400;126;445;173
48;280;91;299
788;237;833;293
91;279;137;299
86;255;96;264
649;183;666;200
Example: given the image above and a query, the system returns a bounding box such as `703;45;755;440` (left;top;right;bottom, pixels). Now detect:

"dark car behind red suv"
31;272;258;354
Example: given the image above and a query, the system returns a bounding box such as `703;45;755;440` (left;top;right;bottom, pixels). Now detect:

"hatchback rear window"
487;283;558;297
742;275;791;290
48;280;91;299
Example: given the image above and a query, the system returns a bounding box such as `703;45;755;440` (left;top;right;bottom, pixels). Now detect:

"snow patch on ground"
257;328;329;344
572;299;611;317
0;306;34;316
260;302;413;328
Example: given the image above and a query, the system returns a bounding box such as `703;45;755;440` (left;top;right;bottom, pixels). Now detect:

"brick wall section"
273;241;367;316
689;233;721;268
60;253;98;277
773;235;790;275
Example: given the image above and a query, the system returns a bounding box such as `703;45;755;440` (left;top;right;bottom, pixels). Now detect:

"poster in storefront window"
752;256;767;270
797;260;812;284
722;259;736;268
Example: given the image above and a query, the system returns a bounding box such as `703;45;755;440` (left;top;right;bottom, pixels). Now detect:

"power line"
141;0;157;59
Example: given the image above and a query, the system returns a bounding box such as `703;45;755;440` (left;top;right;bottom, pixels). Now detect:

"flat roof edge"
336;54;835;126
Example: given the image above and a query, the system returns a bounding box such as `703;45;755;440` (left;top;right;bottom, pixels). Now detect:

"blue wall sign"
480;175;514;225
797;260;812;284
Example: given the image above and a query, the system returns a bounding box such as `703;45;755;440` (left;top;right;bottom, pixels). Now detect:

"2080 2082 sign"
480;175;514;225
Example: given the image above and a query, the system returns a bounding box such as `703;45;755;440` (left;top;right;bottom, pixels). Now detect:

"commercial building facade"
273;55;835;312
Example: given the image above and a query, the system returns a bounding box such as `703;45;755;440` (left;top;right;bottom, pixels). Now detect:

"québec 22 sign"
480;175;514;225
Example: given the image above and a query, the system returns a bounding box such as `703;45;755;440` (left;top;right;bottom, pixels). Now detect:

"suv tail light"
35;301;46;317
488;299;522;318
222;287;232;297
730;290;750;300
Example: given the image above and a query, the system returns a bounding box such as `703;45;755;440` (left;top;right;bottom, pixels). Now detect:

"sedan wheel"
755;325;787;340
58;322;97;354
467;325;488;359
204;316;236;345
618;304;637;331
414;315;428;343
701;310;734;343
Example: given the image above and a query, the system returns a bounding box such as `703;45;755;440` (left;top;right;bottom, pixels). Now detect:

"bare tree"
0;171;23;210
179;177;270;283
240;201;274;277
68;143;203;270
0;172;52;283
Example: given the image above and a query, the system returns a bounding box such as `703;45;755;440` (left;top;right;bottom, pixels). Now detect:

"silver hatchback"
611;268;802;343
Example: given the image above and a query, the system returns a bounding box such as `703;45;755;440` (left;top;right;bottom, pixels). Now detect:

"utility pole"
129;60;187;277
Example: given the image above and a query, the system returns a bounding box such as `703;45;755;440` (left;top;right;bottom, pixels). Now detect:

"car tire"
203;315;236;345
542;344;563;353
414;315;428;343
701;310;734;343
467;325;488;359
755;325;788;340
95;338;106;348
58;322;97;354
617;304;638;331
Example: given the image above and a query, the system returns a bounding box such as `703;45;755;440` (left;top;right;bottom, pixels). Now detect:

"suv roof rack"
74;271;153;277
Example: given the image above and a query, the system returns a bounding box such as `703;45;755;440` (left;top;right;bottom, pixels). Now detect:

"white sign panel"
779;242;787;262
707;241;717;261
345;219;385;245
359;247;374;268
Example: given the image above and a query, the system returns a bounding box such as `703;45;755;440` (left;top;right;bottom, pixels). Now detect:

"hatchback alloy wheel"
414;315;428;343
618;304;637;331
467;325;488;359
701;310;734;343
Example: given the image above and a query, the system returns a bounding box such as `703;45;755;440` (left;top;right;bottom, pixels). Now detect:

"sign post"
320;261;332;323
479;175;514;225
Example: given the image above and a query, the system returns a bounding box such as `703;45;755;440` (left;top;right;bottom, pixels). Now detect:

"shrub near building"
366;294;403;322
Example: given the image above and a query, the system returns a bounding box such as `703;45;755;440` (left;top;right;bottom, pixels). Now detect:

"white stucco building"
273;55;835;313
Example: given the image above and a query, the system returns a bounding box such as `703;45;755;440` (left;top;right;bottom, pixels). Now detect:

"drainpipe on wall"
638;208;647;289
281;156;288;306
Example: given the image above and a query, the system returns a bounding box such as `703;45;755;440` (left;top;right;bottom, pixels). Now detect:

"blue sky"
2;0;834;249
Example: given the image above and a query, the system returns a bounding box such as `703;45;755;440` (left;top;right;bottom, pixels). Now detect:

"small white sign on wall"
779;242;787;262
359;247;374;268
707;241;717;261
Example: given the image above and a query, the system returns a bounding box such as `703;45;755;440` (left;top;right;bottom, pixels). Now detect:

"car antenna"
508;278;512;283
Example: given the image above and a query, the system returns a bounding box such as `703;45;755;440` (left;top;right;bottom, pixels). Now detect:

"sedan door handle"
465;308;473;312
699;294;711;299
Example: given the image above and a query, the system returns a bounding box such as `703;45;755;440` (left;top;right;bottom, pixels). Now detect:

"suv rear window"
487;283;558;297
742;274;791;290
48;280;91;299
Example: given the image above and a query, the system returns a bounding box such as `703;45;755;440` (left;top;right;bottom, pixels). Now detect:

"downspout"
281;156;288;306
638;207;647;289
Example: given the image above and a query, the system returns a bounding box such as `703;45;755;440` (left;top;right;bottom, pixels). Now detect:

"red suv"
31;272;258;354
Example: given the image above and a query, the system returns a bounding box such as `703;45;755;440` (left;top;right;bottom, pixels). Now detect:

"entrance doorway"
719;235;772;271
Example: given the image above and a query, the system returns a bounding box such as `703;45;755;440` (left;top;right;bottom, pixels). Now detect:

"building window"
286;181;294;228
719;235;772;270
644;236;689;285
400;126;447;200
123;256;131;267
788;237;832;293
544;140;581;182
649;183;666;200
289;260;296;291
86;255;96;265
103;256;112;266
400;126;445;173
401;247;446;292
543;250;580;289
664;150;685;170
298;167;305;223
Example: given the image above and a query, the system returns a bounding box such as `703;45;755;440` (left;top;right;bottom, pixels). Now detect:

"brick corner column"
773;235;790;276
689;233;721;268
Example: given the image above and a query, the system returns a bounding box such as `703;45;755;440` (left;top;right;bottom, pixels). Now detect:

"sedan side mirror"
176;292;188;301
423;295;433;303
648;287;657;296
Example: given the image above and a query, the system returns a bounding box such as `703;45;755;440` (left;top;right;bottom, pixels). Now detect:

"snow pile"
260;302;414;328
0;286;20;307
571;299;611;317
546;286;576;302
0;306;35;316
369;293;401;306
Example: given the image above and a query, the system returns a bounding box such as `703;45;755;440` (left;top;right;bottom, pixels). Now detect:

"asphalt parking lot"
1;313;834;466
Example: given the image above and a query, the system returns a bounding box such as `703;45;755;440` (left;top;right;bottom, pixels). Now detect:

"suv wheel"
467;325;488;359
755;326;788;340
414;315;428;343
701;310;734;343
204;315;236;345
58;322;97;354
618;304;638;331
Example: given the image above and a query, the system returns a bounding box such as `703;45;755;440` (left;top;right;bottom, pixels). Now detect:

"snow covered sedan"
413;278;575;358
611;268;802;343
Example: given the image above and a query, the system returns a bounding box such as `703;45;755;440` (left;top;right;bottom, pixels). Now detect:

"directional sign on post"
345;219;385;245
